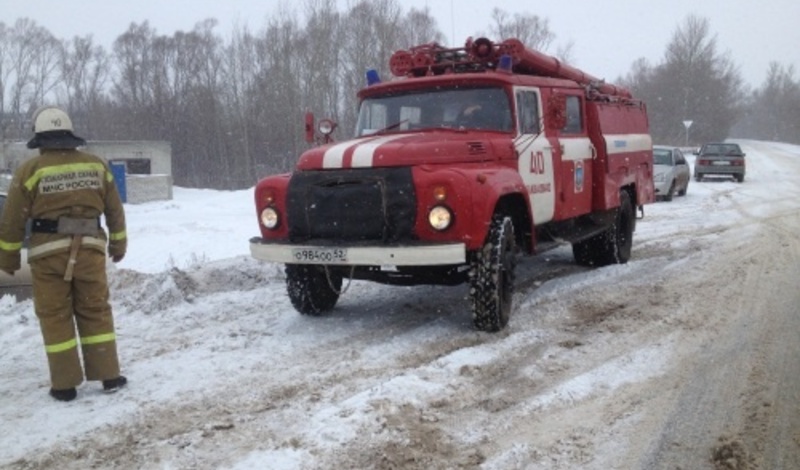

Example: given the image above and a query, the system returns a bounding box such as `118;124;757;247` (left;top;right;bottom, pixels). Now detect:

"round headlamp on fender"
428;205;453;231
260;207;280;229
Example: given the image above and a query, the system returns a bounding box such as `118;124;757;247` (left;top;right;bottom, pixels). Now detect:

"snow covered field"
1;140;799;469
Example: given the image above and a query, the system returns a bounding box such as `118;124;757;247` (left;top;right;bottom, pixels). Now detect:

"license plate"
291;247;348;264
712;161;730;165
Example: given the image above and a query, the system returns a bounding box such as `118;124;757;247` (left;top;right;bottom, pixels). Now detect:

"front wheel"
285;264;342;315
468;216;516;332
664;180;675;201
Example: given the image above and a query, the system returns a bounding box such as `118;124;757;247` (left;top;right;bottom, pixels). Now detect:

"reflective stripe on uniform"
24;162;109;191
81;332;116;345
45;337;78;353
28;236;107;258
0;239;23;252
44;333;115;353
109;230;126;241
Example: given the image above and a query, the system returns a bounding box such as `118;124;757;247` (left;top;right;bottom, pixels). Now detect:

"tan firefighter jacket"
0;148;127;272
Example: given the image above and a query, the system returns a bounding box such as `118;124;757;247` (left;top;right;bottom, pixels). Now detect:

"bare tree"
300;0;344;123
0;18;62;140
109;20;235;187
626;15;743;144
0;22;11;141
489;8;554;51
59;35;110;136
112;22;157;116
338;0;404;133
28;26;62;108
398;7;444;48
555;40;575;65
221;22;261;183
735;63;800;144
621;58;652;88
257;8;306;172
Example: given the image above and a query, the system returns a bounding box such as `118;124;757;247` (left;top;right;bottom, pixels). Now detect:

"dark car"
694;142;746;182
653;145;691;201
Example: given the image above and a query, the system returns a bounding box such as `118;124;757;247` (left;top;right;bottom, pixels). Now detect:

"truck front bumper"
249;237;466;266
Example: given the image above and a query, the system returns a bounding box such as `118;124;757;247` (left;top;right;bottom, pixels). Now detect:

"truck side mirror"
546;93;567;130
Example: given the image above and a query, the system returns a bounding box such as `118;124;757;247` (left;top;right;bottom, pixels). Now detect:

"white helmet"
27;105;85;149
32;106;74;133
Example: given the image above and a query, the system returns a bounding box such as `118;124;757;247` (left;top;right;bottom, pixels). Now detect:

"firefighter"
0;106;128;402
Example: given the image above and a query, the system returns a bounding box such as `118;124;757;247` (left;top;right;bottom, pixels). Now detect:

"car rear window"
702;144;742;156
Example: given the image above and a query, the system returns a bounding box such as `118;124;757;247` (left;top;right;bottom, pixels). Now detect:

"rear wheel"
695;173;703;182
572;191;635;267
469;216;516;332
735;173;745;183
285;264;342;315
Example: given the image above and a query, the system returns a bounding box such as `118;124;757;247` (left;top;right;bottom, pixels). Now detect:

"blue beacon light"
366;69;381;86
498;55;513;74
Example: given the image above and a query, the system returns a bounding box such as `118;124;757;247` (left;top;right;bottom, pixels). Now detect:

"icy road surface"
1;140;799;470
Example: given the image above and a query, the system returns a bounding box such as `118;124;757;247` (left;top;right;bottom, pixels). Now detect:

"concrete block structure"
0;141;172;203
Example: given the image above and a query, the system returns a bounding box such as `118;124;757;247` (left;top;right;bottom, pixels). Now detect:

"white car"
653;145;691;201
0;193;33;298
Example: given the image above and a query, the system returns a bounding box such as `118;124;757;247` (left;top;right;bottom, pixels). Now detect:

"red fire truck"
250;37;654;332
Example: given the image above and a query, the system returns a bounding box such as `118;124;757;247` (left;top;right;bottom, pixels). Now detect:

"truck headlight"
428;205;453;231
260;207;280;229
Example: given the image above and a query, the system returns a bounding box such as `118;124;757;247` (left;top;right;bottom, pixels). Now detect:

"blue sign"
110;162;127;203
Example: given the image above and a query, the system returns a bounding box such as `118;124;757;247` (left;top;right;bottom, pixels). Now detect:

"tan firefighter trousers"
31;247;120;390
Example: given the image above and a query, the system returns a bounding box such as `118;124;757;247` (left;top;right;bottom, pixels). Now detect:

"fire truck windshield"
355;86;512;136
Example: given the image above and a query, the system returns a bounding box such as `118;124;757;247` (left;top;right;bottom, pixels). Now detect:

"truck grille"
286;168;417;243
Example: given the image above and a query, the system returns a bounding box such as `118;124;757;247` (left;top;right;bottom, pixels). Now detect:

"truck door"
514;87;556;225
554;92;594;219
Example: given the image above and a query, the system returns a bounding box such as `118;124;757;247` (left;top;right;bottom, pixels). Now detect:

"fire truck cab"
250;37;654;332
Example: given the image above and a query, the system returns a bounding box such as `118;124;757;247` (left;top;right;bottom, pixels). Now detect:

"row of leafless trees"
1;2;797;189
2;1;455;188
622;15;800;147
733;63;800;144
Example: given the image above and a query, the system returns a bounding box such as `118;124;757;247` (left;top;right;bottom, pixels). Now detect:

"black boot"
102;376;128;393
49;387;77;402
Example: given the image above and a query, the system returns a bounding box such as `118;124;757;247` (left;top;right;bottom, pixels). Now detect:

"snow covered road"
2;140;799;470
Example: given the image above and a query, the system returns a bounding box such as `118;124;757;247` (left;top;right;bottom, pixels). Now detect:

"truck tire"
285;264;342;315
572;191;634;266
613;191;635;263
469;216;516;332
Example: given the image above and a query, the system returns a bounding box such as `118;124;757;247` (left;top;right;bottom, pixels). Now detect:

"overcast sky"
2;0;797;88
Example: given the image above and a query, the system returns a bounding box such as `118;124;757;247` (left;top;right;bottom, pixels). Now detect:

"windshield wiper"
373;119;409;135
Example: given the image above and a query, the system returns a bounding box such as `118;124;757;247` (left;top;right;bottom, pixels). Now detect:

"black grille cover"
286;168;417;243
